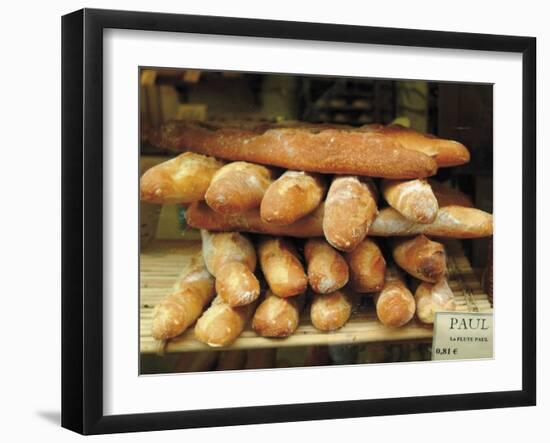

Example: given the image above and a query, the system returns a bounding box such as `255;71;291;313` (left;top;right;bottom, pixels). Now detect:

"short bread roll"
258;237;308;298
345;239;386;293
261;170;326;225
304;238;349;294
392;235;447;283
323;176;378;252
205;161;275;215
140;152;224;204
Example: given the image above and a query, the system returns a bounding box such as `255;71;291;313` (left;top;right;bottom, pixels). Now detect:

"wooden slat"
140;240;492;354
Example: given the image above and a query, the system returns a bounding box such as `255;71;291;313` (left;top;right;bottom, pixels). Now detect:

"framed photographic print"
61;8;536;435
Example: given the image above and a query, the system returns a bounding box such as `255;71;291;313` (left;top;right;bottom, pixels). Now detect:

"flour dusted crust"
392;235;447;283
381;179;439;224
304;238;349;294
252;291;304;338
149;120;439;179
310;290;353;331
415;279;456;324
373;269;416;328
345;239;386;293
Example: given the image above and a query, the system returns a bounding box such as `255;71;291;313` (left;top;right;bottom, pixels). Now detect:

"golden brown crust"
187;202;493;239
260;171;326;225
140;152;225;204
150;121;438;179
345;239;386;293
310;290;353;331
257;237;308;298
151;255;215;340
200;230;256;276
304;239;349;294
205;161;275;215
194;296;256;347
362;124;470;167
381;178;438;224
392;235;447;283
323;176;378;251
252;291;304;337
373;270;416;328
215;261;260;307
429;180;474;208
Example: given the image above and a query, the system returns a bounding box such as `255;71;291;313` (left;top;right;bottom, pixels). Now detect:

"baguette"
430;180;474;208
345;239;386;293
304;238;349;294
381;179;438;224
151;255;215;340
194;296;257;347
363;124;470;167
323;176;378;251
414;278;456;324
201;230;260;306
140;152;224;204
260;170;326;225
392;235;447;283
257;237;308;298
187;202;493;239
150;120;438;178
310;289;353;331
373;269;416;328
252;291;305;337
369;206;493;238
205;161;275;215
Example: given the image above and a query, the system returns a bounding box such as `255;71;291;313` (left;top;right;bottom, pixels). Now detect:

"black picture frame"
61;8;536;435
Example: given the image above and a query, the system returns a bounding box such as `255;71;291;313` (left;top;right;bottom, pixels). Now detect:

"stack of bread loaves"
142;121;493;348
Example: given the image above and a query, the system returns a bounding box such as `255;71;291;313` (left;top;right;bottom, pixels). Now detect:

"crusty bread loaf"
304;238;349;294
252;291;304;337
205;161;275;215
201;230;256;275
345;239;386;293
362;124;470;167
369;206;493;238
194;296;257;347
381;179;438;224
260;171;326;225
201;230;260;306
215;261;261;306
187;202;493;239
151;255;215;340
150;120;438;178
392;235;447;283
310;289;353;331
415;278;456;324
373;268;416;328
323;176;378;251
258;237;308;298
140;152;224;204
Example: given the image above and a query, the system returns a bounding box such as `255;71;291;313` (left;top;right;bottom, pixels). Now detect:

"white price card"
432;312;493;361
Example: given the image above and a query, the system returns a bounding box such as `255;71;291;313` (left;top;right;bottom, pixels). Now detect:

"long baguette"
323;176;378;251
187;202;493;239
304;238;349;294
260;170;326;225
362;124;470;167
205;161;275;215
150;120;438;179
415;278;456;324
310;290;353;331
194;296;257;347
373;268;416;328
201;230;260;306
381;178;438;224
252;291;305;338
345;239;386;293
258;237;308;298
140;152;224;204
392;235;447;283
151;255;215;340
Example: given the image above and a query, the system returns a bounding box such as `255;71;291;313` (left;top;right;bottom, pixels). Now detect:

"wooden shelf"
140;240;492;354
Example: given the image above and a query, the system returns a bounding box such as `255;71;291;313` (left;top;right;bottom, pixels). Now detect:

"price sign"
432;312;493;361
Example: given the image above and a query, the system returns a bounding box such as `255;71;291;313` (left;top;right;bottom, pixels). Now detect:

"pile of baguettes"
141;121;493;348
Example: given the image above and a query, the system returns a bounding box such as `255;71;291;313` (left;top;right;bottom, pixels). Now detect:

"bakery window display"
139;70;493;374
